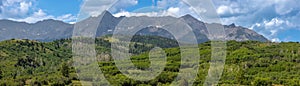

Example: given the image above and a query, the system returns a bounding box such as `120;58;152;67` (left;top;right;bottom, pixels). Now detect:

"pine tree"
61;62;70;77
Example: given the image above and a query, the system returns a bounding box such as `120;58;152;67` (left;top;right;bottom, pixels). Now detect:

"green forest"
0;35;300;86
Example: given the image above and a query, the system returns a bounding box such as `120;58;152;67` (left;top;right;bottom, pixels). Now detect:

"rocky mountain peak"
0;11;269;42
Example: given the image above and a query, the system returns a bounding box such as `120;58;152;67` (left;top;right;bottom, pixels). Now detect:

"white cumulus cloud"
167;7;180;14
80;0;138;17
0;0;77;23
112;0;201;20
9;9;76;24
213;0;300;42
1;0;33;18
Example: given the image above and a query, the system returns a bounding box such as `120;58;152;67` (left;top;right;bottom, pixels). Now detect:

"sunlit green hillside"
0;36;300;86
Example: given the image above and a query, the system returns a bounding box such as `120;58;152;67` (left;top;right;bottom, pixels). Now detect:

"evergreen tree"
61;62;70;77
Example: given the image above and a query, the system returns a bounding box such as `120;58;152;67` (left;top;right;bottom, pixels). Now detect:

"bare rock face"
0;11;268;43
180;15;268;42
224;24;268;42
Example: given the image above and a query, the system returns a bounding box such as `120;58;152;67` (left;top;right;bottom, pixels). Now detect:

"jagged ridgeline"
0;11;268;43
1;35;300;85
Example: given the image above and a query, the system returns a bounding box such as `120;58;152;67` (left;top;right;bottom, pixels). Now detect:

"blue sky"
0;0;299;42
36;0;82;17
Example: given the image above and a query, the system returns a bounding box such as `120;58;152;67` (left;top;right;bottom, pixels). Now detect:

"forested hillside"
0;36;300;85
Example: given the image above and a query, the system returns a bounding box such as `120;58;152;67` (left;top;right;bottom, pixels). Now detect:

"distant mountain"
0;11;268;42
180;14;268;42
223;23;268;42
0;19;73;41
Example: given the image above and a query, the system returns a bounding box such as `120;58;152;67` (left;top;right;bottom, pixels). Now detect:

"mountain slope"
180;14;268;42
0;38;299;85
224;23;268;42
0;11;268;42
0;19;73;41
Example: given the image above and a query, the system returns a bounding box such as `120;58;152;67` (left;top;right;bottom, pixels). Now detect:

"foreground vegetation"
0;36;300;85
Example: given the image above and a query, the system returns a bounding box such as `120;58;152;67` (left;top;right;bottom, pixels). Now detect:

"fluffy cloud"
167;7;179;14
216;5;244;17
113;0;201;19
109;0;138;12
113;7;181;17
250;17;296;42
113;11;161;17
113;6;198;18
213;0;298;19
19;1;31;15
216;5;230;15
264;18;286;28
0;0;76;23
8;9;76;23
80;0;138;17
0;0;33;18
213;0;300;41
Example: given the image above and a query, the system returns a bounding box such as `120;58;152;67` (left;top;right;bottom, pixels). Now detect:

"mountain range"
0;11;268;43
